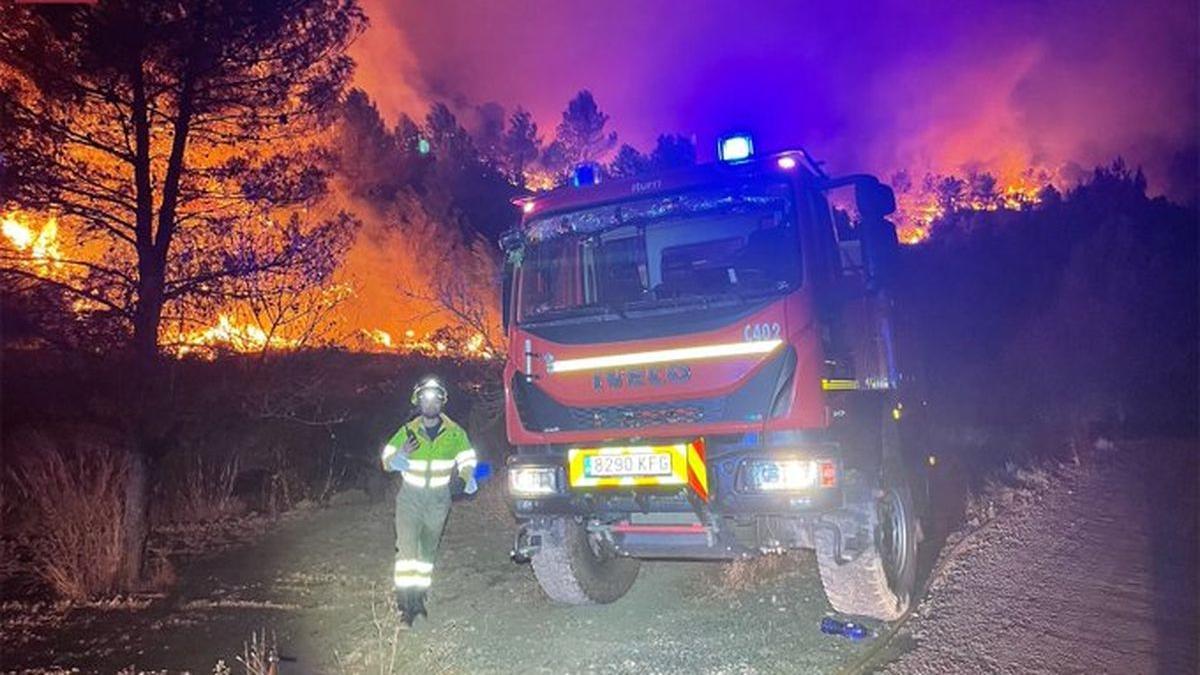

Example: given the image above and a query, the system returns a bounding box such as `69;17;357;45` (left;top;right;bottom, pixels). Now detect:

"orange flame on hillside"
3;209;497;360
892;176;1048;245
2;211;63;271
358;327;494;359
168;314;301;359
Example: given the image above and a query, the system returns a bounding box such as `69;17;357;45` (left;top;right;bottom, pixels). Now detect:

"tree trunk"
132;264;164;370
119;448;149;589
124;257;165;589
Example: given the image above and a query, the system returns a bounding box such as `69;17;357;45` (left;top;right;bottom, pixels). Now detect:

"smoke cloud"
353;0;1197;201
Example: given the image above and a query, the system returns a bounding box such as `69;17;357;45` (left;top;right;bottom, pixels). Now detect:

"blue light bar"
571;163;600;187
718;134;754;162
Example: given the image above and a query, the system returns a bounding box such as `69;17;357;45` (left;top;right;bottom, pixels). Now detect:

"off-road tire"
531;518;640;605
816;481;918;621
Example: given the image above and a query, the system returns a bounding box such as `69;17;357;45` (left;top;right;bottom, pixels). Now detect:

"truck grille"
509;346;794;433
569;402;713;429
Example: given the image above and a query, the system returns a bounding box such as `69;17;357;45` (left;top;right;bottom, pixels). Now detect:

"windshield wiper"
522;303;623;324
627;283;790;312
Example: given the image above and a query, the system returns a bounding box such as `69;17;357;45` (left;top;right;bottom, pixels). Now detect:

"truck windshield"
517;181;800;324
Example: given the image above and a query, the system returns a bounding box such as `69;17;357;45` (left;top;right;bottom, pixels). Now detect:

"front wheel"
817;479;918;621
531;518;640;605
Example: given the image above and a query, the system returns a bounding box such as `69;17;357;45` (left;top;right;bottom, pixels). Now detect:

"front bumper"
507;441;846;519
505;435;881;560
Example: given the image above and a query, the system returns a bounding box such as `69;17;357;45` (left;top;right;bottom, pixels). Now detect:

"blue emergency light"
718;134;754;162
571;163;600;187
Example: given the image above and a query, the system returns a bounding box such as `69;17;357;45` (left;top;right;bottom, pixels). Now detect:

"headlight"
509;466;559;496
741;459;836;492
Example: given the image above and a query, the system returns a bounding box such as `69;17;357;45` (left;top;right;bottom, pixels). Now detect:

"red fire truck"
501;135;922;620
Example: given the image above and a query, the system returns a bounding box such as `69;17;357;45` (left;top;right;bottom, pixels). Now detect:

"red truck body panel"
504;151;832;448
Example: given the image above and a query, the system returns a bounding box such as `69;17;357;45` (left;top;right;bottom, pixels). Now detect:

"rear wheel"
531;518;640;605
817;474;918;621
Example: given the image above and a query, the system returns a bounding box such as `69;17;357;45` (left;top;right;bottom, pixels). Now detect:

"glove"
388;453;411;473
464;477;478;495
382;444;410;473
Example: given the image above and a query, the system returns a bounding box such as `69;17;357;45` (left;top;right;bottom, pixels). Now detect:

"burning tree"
0;0;364;588
0;0;364;363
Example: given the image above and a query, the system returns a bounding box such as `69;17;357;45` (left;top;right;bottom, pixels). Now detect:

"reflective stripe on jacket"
382;413;476;488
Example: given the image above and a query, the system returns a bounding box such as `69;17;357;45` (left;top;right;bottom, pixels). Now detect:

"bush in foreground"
12;434;130;600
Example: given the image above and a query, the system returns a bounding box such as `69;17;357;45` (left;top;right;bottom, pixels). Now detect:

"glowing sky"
352;0;1198;200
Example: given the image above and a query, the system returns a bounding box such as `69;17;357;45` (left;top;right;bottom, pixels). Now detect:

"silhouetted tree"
608;135;696;179
649;134;697;170
338;90;402;202
395;113;425;157
608;144;651;179
425;103;478;170
552;90;617;167
472;102;507;169
0;0;364;589
501;108;541;187
967;172;999;209
927;174;967;212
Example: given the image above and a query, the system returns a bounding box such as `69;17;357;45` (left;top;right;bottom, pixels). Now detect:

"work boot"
394;589;425;627
394;590;413;626
410;592;428;620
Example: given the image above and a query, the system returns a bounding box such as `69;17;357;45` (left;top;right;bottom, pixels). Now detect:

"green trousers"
393;484;451;593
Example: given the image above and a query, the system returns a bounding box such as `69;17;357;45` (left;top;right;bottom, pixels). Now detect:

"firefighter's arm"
453;429;478;493
381;429;411;472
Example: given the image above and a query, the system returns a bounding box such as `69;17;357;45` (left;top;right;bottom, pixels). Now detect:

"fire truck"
500;135;922;621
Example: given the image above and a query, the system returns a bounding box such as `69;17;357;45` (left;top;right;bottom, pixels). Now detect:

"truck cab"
501;136;919;621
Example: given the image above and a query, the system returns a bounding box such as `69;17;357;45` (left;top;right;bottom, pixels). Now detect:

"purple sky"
351;0;1198;199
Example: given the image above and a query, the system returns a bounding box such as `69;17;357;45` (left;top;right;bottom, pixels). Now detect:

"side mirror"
856;179;900;290
856;178;896;219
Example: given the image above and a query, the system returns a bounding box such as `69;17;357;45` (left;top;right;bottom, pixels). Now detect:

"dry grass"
12;444;129;601
143;550;178;592
236;629;280;675
331;585;463;675
164;454;244;524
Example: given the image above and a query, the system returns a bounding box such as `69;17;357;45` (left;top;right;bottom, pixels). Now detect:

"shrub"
165;453;244;523
13;443;130;600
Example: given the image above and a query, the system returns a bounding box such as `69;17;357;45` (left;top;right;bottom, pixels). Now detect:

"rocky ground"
884;439;1198;674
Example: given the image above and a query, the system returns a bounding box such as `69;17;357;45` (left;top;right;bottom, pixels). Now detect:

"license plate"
584;453;673;478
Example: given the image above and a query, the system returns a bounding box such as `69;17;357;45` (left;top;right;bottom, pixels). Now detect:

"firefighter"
380;376;478;625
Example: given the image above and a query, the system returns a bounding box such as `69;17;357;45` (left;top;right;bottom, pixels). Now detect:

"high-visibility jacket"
381;414;477;489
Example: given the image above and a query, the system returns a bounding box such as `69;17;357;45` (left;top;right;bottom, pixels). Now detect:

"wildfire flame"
168;314;301;358
1;209;494;360
892;178;1047;245
360;326;494;359
2;211;63;270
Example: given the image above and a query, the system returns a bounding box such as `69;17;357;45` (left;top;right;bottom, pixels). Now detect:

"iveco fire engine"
501;135;921;620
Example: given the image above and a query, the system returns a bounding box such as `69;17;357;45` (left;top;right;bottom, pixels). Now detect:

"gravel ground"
884;440;1198;675
7;441;1193;674
1;482;876;673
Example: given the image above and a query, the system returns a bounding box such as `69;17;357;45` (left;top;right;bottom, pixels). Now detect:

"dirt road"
885;440;1198;674
2;485;875;673
4;440;1195;673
